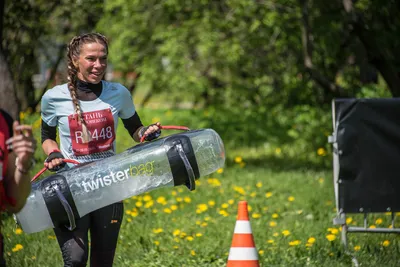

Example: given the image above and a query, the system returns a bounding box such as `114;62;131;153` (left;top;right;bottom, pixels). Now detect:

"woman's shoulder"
42;83;69;99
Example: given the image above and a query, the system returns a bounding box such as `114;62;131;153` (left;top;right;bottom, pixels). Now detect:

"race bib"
68;108;116;156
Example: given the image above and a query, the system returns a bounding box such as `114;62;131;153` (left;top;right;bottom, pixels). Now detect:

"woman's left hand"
139;122;161;142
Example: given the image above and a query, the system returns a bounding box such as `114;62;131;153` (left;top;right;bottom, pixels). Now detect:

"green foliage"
4;108;400;266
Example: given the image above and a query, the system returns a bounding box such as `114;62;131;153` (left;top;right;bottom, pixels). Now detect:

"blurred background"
2;0;400;167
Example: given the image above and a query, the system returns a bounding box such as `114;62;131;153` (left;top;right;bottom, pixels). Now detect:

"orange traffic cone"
227;201;260;267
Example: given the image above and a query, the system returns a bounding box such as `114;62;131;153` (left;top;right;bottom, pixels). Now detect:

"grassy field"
2;108;400;266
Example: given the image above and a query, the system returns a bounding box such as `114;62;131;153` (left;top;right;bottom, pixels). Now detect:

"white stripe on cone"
233;220;252;234
228;247;259;260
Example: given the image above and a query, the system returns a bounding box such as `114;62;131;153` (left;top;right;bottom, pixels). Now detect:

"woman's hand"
139;122;162;142
44;150;66;172
6;121;36;172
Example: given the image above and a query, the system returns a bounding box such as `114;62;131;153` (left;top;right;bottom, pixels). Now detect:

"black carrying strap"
54;185;76;231
40;174;79;231
164;134;199;191
175;142;196;191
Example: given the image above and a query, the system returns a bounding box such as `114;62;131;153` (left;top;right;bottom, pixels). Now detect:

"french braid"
66;33;109;142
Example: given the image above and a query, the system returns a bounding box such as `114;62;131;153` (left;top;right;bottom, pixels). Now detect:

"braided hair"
66;33;108;142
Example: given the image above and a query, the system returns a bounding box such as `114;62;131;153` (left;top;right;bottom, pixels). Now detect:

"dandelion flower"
217;168;224;174
282;230;290;236
272;213;279;219
354;245;361;251
289;240;301;246
375;218;383;225
234;156;243;163
14;228;23;235
307;237;316;244
382;240;390;247
288;196;295;202
269;221;277;227
326;234;336;241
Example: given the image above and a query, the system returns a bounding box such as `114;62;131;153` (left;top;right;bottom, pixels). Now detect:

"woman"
41;33;161;267
0;109;36;266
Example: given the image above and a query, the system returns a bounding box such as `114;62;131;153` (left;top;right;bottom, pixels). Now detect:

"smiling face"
75;42;108;84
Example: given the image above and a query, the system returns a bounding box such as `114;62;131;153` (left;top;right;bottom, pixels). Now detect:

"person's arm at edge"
4;152;31;213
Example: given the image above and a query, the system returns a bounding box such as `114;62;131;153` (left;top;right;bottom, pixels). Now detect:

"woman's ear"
73;60;79;68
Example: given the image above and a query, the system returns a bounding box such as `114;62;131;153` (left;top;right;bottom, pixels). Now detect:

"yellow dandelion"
288;196;295;202
176;197;183;202
170;205;178;211
208;200;215;207
252;213;261;219
217;168;224;174
375;218;383;225
152;228;163;234
354;245;361;251
143;195;152;202
330;228;339;235
186;236;194;241
156;196;167;205
273;232;279;237
382;240;390;247
267;239;275;244
14;228;23;235
317;147;326;156
173;229;181;236
326;234;336;241
190;250;196;256
135;201;143;208
144;200;154;208
221;203;229;209
265;192;273;198
164;208;172;214
196;233;202;237
289;240;301;246
256;182;262;188
346;217;353;224
282;230;290;236
250;192;257;197
228;199;235;205
154;241;160;246
171;191;177;196
369;225;376;229
184;197;191;203
307;237;316;244
269;221;277;227
258;250;264;255
272;213;279;219
234;156;243;163
127;218;132;223
152;209;158;213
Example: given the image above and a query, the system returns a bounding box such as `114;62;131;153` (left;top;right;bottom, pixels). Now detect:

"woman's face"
75;42;107;84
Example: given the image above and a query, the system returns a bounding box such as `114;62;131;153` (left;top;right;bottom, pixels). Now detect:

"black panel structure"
332;98;400;213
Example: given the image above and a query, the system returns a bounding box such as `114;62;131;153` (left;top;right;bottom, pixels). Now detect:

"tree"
2;0;104;112
0;0;18;118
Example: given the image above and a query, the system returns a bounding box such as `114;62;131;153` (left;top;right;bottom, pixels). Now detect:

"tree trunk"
0;47;19;119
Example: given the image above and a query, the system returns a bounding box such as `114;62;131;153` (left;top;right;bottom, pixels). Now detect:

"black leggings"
54;202;124;267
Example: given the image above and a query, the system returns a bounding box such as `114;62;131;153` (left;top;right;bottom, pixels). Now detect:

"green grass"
3;108;400;266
